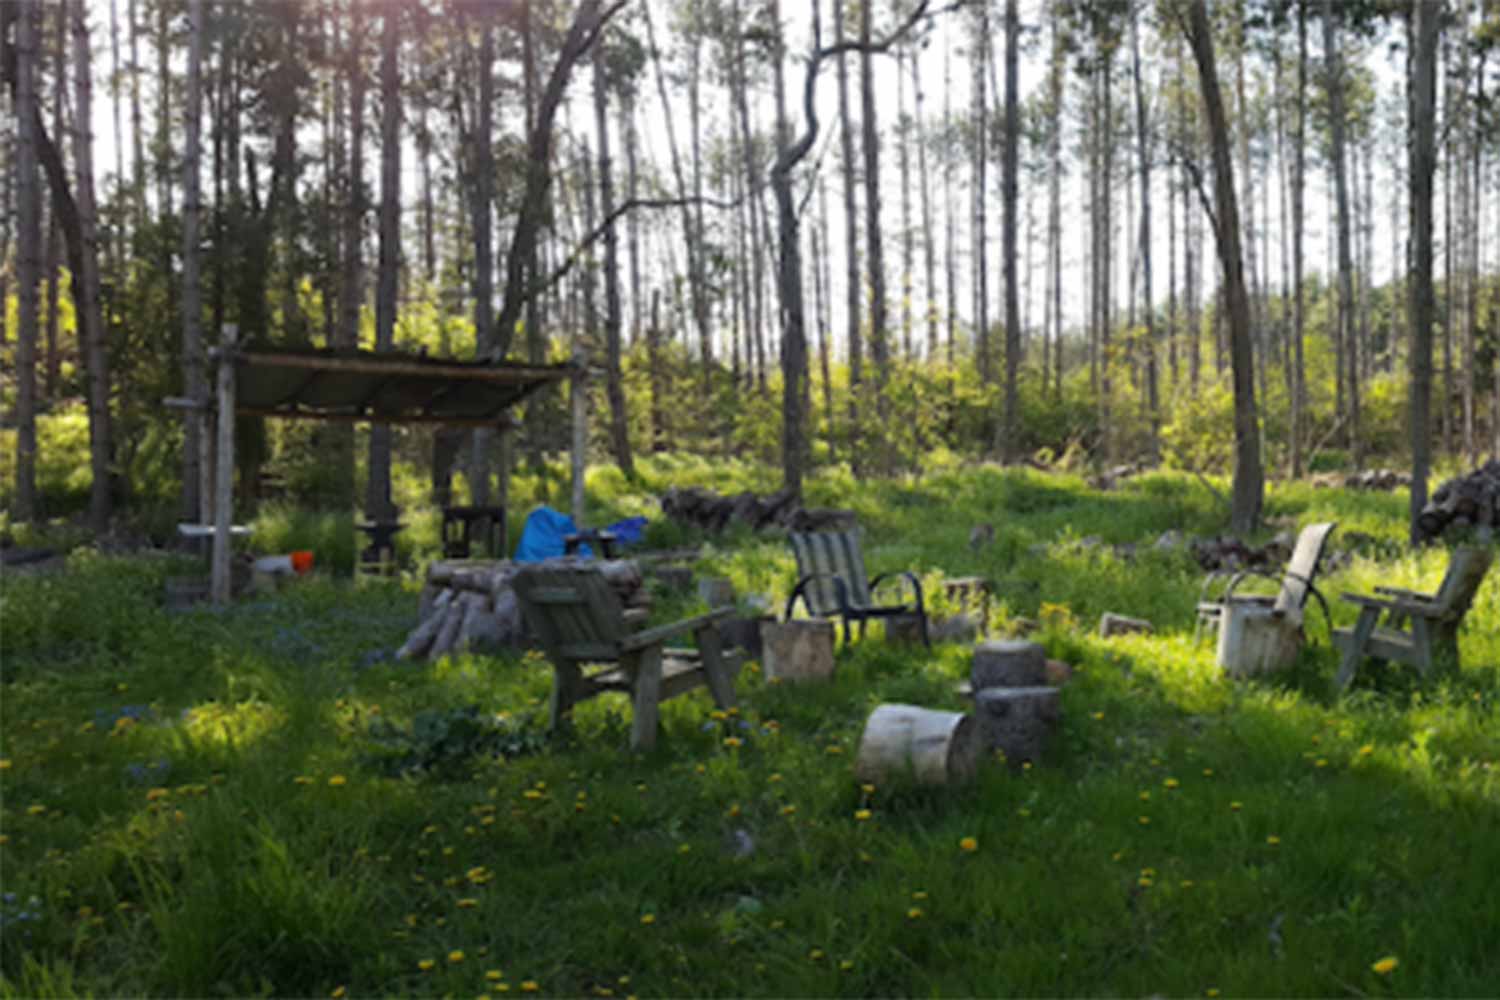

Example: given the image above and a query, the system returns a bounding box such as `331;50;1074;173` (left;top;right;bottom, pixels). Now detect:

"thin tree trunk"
912;47;938;360
367;1;400;521
595;35;634;479
14;0;42;522
1290;0;1307;478
181;0;205;523
1407;0;1439;542
1324;0;1361;466
816;178;837;463
999;0;1021;462
972;9;990;383
1131;7;1158;462
1184;0;1262;534
469;12;496;506
898;47;914;359
70;0;113;531
1049;6;1063;397
835;0;862;469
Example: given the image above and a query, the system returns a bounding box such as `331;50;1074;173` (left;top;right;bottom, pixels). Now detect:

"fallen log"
395;558;648;662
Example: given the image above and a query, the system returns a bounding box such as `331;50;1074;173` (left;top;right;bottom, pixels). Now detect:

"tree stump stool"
972;687;1060;766
971;639;1047;689
854;704;980;786
760;619;836;682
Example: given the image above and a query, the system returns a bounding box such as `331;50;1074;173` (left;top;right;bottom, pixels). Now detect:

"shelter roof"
232;347;571;428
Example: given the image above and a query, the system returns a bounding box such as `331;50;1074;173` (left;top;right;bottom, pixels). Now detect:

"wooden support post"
570;363;587;526
210;324;238;604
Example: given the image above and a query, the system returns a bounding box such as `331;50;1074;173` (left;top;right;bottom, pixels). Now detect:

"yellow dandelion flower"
1139;790;1151;802
1229;801;1242;811
911;891;928;900
1202;768;1214;777
826;745;843;755
781;804;797;816
457;898;478;909
1359;744;1375;756
726;803;741;818
0;759;11;770
1205;989;1220;998
1266;835;1280;846
294;776;314;785
839;959;854;971
959;836;978;853
418;959;436;972
449;950;465;964
1138;876;1153;888
768;773;783;783
907;907;924;920
487;970;504;981
27;804;46;816
677;844;692;855
723;737;742;748
861;783;875;794
328;775;347;787
520;980;540;992
855;809;873;821
331;987;347;999
1371;956;1398;975
808;948;825;961
710;710;728;721
1091;711;1105;721
1180;879;1195;889
1138;815;1151;825
1017;807;1032;818
640;913;656;925
523;789;543;800
1164;778;1180;789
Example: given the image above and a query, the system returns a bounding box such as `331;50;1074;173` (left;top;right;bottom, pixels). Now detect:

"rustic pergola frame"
196;328;575;603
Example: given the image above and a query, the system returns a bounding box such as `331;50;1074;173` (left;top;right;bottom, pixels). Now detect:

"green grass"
2;458;1498;997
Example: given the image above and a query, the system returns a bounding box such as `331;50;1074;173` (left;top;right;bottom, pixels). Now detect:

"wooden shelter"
198;327;573;602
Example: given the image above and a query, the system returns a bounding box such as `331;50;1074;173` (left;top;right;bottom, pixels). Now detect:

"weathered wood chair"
1332;545;1494;691
1195;521;1337;644
512;564;740;750
786;530;929;647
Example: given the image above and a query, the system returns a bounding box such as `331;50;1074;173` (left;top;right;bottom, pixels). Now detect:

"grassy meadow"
2;457;1498;997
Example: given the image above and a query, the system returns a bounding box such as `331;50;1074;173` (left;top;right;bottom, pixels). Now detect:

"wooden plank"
234;405;513;429
239;350;572;383
210;325;239;605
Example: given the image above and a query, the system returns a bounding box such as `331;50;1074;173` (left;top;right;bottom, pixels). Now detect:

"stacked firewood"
660;486;857;535
395;558;648;662
1416;461;1500;543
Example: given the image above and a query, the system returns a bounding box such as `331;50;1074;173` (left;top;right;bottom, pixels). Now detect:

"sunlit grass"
2;457;1497;996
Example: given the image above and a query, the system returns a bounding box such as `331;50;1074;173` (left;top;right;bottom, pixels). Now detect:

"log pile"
660;486;857;535
1416;461;1500;543
396;558;647;662
1189;534;1293;572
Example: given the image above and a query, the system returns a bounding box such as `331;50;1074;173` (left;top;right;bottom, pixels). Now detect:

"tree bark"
367;0;401;522
181;0;206;523
999;0;1021;462
13;0;41;522
1131;6;1158;463
1324;0;1361;466
1184;0;1262;534
469;11;496;505
595;32;634;479
834;0;863;469
1289;1;1307;478
1407;0;1440;543
912;48;938;360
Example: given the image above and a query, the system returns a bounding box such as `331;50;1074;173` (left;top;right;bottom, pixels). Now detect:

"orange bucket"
290;550;315;575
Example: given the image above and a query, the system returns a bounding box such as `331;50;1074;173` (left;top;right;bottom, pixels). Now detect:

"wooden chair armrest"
622;606;735;651
1340;592;1437;617
1373;585;1433;601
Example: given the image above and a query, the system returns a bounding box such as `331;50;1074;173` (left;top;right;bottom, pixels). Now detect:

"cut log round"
760;619;836;682
972;686;1061;766
1098;612;1154;638
971;639;1046;689
854;704;980;786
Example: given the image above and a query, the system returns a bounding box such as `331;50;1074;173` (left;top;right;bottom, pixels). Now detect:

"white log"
854;704;980;786
396;589;454;660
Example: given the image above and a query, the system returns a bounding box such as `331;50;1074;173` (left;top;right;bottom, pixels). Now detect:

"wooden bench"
512;564;741;750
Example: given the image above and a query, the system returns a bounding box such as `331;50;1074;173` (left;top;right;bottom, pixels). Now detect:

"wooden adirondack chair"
512;564;740;750
1195;522;1337;644
786;531;929;647
1332;546;1494;691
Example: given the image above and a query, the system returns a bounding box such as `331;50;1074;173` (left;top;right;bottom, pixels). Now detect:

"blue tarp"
513;507;650;563
514;506;584;562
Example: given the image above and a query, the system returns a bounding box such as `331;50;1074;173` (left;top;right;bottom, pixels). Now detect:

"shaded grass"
2;459;1497;997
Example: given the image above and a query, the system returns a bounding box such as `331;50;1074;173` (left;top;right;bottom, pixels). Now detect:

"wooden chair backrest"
1275;522;1337;614
512;565;628;664
1429;546;1494;621
789;531;872;614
